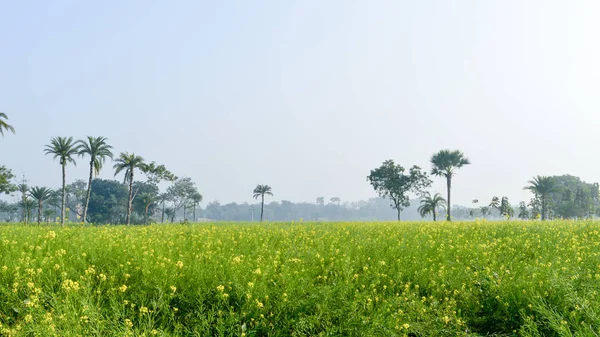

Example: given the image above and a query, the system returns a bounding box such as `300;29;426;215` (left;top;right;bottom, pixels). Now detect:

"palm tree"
524;175;559;220
43;209;55;224
17;182;28;222
190;192;203;222
29;187;53;225
113;152;145;225
0;113;15;137
18;198;36;224
430;149;470;221
417;192;446;221
77;136;113;224
253;184;273;222
489;196;500;212
44;137;78;225
139;193;158;224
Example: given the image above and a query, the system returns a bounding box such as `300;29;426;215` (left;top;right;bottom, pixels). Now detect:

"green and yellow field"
0;221;598;336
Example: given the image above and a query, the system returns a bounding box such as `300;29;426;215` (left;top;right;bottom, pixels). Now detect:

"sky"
2;1;600;206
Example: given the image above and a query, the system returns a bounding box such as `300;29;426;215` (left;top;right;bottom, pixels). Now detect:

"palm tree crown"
44;137;78;166
77;136;113;176
0;112;15;137
253;185;273;199
113;153;145;183
524;175;559;220
417;192;446;221
430;149;470;221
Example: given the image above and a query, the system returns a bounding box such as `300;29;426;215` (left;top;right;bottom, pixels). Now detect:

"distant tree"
417;192;446;221
77;136;113;223
367;160;431;221
159;193;168;223
518;201;529;220
140;161;178;185
189;192;203;222
18;182;29;222
489;196;500;213
87;179;128;224
0;166;16;195
330;197;341;205
480;206;490;219
139;192;158;224
430;150;470;221
165;177;199;222
0;112;15;137
164;207;175;223
253;185;273;222
524;176;559;220
316;197;325;206
29;186;53;225
19;198;36;224
43;209;55;224
499;197;514;219
44;137;78;225
113;152;145;225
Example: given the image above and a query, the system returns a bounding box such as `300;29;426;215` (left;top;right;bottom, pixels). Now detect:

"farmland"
0;221;598;336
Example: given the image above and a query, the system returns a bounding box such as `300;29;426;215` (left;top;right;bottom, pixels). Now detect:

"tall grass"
0;220;598;336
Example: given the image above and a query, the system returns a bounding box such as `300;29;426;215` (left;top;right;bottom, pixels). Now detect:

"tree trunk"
260;195;264;222
144;205;149;225
83;159;93;224
126;169;134;225
433;209;437;222
397;208;401;221
193;204;196;222
446;175;452;221
161;201;165;223
183;204;186;221
61;164;66;226
541;195;546;221
37;201;42;225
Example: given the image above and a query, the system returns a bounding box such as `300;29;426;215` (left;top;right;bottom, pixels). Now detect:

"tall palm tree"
417;192;446;221
44;137;78;225
0;113;15;137
43;209;55;224
29;187;53;225
524;175;559;220
430;149;470;221
113;152;145;225
18;198;36;224
253;184;273;222
77;136;113;224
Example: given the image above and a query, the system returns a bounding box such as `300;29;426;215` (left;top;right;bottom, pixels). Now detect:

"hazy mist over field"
2;1;600;206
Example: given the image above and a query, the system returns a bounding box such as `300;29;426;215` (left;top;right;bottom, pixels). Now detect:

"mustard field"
0;221;599;336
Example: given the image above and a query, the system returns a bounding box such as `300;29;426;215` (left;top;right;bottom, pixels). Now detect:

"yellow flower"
119;284;128;293
176;261;184;268
216;285;225;292
170;285;177;294
139;306;149;314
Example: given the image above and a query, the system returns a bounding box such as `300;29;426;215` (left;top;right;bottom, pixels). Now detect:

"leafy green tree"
0;112;15;137
330;197;341;205
480;206;490;219
0;166;16;195
367;160;431;221
113;153;145;225
87;179;128;224
518;201;529;220
44;137;78;225
165;177;199;222
417;192;446;221
524;176;559;220
29;186;53;225
430;150;470;221
140;162;178;185
77;136;113;223
253;185;273;222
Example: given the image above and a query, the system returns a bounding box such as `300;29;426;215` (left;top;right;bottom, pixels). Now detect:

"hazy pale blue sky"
2;1;600;206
